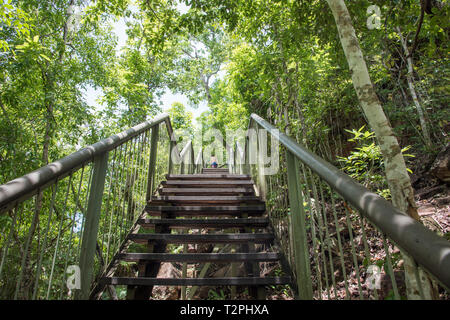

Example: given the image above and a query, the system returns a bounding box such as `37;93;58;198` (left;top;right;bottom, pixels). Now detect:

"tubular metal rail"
230;113;450;300
0;113;201;300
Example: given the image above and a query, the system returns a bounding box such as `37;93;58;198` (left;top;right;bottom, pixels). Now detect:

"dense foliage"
0;0;448;300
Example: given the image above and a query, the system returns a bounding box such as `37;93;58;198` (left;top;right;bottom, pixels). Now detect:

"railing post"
77;152;109;300
168;140;175;174
229;147;234;174
190;145;195;174
256;127;268;201
233;147;237;174
243;135;251;175
180;158;185;174
286;150;313;300
146;125;159;201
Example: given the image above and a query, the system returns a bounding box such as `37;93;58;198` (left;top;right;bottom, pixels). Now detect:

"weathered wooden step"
128;233;274;244
138;218;269;229
162;180;254;188
159;188;254;195
117;252;281;263
101;277;291;286
151;195;262;205
202;170;230;174
202;168;229;171
145;205;266;217
166;174;251;180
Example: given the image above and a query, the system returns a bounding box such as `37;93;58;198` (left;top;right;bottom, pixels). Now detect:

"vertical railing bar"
32;180;59;299
301;165;323;298
100;148;118;262
46;173;74;299
127;134;141;229
60;165;86;299
137;130;149;212
117;138;137;246
138;130;148;212
140;129;150;204
137;130;147;206
106;144;124;266
146;125;159;202
128;134;141;228
118;138;136;246
330;191;351;299
356;210;379;300
318;183;338;299
275;166;284;262
133;132;144;213
14;192;42;300
110;141;129;260
135;132;146;216
0;203;20;280
116;141;129;250
381;234;401;300
124;135;138;233
281;163;288;260
125;134;143;228
113;140;128;252
342;201;364;300
77;163;94;260
308;168;331;299
141;129;151;206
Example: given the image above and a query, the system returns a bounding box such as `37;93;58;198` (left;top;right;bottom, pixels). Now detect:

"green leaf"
39;54;51;61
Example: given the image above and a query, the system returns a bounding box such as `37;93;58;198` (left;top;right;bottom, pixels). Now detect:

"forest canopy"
0;0;448;185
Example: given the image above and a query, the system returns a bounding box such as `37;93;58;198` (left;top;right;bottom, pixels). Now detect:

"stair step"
145;205;266;217
101;277;291;286
138;218;269;229
162;180;254;188
117;252;281;263
128;233;274;244
166;174;251;180
159;188;254;195
151;196;262;204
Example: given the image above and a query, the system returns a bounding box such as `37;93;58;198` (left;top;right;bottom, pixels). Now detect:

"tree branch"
408;6;425;58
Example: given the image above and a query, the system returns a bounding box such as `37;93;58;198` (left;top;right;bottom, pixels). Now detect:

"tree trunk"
326;0;434;300
396;27;432;148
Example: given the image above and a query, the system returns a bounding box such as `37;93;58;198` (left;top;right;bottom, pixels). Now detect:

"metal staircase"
100;168;291;300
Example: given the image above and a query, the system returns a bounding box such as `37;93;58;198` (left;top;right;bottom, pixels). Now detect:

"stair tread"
146;205;265;211
151;195;261;201
117;252;281;262
101;277;291;286
159;188;254;195
166;174;251;180
162;180;254;187
138;218;269;228
145;205;266;217
128;233;274;244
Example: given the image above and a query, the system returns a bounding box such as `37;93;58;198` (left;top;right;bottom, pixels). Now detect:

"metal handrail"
0;113;180;214
0;113;190;300
246;113;450;290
